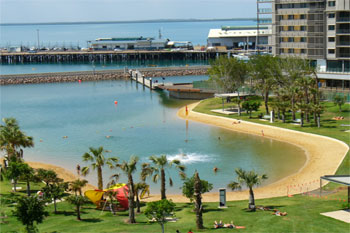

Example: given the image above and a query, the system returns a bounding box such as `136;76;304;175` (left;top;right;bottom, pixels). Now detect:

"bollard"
142;75;145;86
149;78;152;89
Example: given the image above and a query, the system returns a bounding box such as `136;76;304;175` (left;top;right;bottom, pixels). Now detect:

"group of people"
214;220;235;229
257;206;288;216
333;116;344;120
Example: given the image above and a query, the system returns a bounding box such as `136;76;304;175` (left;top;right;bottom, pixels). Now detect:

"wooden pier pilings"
0;50;225;64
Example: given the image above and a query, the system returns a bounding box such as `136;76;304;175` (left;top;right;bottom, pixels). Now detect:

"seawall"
0;66;209;85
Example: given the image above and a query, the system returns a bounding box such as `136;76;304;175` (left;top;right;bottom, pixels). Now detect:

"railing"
258;19;272;24
338;54;350;58
258;8;273;13
337;41;350;46
337;18;350;22
337;29;350;34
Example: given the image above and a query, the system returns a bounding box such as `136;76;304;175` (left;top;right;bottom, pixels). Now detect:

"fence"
320;91;350;102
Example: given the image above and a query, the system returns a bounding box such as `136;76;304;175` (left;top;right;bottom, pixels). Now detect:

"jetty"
0;50;227;64
129;68;215;99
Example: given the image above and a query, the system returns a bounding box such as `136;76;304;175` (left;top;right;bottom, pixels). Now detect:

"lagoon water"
0;77;307;194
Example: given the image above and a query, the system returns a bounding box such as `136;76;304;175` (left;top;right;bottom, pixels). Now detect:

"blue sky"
0;0;257;23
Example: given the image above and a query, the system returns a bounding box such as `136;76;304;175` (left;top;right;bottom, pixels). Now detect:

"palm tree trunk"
194;172;204;229
26;179;31;196
128;174;136;223
264;92;269;115
136;193;141;213
161;168;166;200
97;166;103;190
248;187;255;211
13;179;17;192
77;204;81;220
282;112;286;123
300;112;304;127
54;198;57;214
292;98;296;121
317;114;321;128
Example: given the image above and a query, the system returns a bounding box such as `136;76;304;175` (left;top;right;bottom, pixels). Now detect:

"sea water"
0;19;255;75
0;77;307;194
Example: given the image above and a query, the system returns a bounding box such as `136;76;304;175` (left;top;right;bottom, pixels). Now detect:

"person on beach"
185;105;188;116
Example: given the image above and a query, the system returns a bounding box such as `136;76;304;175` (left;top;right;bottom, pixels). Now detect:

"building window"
328;37;335;42
328;13;335;18
328;1;336;7
288;48;294;53
300;14;306;19
301;49;306;54
300;26;306;31
328;49;335;54
328;25;335;30
288;37;294;42
288;15;294;20
288;26;294;31
300;37;307;42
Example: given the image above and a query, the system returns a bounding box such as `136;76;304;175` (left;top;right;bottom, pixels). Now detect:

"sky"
0;0;257;24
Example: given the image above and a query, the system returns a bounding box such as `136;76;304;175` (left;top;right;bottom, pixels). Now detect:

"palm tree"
228;168;267;211
134;182;149;213
0;117;34;161
110;156;139;223
66;195;89;221
194;171;204;229
19;163;40;196
81;146;118;190
69;179;88;196
36;168;62;186
142;155;186;200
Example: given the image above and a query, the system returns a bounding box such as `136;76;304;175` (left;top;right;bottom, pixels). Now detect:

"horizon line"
0;17;257;26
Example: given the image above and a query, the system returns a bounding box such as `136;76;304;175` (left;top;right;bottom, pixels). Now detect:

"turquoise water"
0;77;306;194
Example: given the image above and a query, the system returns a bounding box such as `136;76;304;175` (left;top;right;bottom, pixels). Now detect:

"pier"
129;68;215;99
0;50;227;64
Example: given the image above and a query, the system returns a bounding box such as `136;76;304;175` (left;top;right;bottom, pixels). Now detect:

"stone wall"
0;66;208;85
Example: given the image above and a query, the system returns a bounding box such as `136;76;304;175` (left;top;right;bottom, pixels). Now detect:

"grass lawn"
1;98;349;232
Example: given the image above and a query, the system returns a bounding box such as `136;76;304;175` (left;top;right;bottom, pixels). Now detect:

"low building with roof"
90;37;168;50
207;26;272;51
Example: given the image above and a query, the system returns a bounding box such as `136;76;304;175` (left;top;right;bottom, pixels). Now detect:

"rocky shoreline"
0;66;209;85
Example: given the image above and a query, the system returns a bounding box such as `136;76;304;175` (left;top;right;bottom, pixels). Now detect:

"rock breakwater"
0;66;208;85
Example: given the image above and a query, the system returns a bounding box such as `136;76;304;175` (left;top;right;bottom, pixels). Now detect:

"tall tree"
110;156;139;223
334;95;346;112
249;55;281;114
208;56;249;115
0;117;34;161
81;146;118;190
182;174;213;203
142;154;186;200
13;195;48;233
228;168;267;211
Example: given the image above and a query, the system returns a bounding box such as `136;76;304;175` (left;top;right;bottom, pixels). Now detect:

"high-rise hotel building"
258;0;349;80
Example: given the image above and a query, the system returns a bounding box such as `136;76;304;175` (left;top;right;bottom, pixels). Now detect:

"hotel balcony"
337;29;350;34
278;19;308;26
336;17;350;23
258;8;273;14
258;19;272;24
279;42;308;48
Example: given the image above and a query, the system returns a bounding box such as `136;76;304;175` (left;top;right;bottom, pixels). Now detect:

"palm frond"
81;166;89;176
227;181;241;191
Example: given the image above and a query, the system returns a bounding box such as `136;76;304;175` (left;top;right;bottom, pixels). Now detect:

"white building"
90;37;168;50
207;26;272;51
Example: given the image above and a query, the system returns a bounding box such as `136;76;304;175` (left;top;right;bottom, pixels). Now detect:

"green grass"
1;192;349;233
1;98;349;232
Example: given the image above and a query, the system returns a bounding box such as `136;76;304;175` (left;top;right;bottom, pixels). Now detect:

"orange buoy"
114;101;118;104
78;80;82;83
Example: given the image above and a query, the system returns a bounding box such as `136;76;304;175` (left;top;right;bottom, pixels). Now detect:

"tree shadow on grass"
175;203;192;211
81;218;102;223
53;210;76;216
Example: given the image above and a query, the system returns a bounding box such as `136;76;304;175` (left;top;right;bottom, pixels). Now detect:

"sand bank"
24;102;348;203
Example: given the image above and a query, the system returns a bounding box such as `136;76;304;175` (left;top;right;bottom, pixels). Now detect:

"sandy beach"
22;102;348;203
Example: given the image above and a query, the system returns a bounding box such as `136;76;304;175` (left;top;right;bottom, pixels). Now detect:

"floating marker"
114;101;118;104
78;80;82;83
